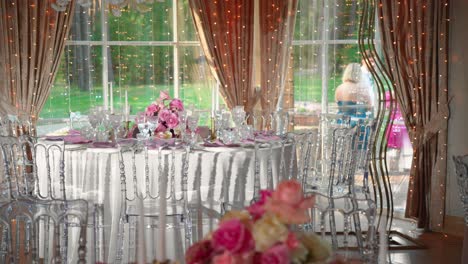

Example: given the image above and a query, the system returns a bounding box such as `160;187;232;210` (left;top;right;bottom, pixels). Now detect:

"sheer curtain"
259;0;298;114
188;0;257;112
377;0;450;230
0;0;75;122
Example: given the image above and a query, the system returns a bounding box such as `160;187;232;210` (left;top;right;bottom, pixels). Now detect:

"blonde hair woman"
334;63;372;117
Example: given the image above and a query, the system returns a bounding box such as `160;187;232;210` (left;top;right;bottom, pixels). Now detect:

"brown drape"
188;0;257;112
259;0;298;114
0;0;75;122
378;0;449;230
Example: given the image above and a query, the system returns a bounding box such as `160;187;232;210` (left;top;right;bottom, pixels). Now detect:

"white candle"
103;82;108;110
124;90;129;122
109;82;114;113
158;170;167;261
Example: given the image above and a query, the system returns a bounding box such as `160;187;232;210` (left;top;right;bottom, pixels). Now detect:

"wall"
446;0;468;217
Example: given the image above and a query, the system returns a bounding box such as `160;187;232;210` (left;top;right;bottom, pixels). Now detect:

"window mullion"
101;3;109;110
173;0;179;98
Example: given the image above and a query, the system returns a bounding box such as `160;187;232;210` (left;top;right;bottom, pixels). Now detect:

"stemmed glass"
186;112;199;147
135;113;149;140
231;106;245;140
109;114;123;139
178;110;187;140
147;115;159;137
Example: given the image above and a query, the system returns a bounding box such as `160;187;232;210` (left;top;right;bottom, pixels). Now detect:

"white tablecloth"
35;141;293;262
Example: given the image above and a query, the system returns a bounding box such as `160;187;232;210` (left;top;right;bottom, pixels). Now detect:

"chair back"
453;155;468;226
0;136;39;199
118;143;191;209
303;192;377;262
0;198;88;263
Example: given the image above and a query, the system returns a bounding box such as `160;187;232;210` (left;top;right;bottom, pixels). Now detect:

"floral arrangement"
130;91;185;139
185;180;333;264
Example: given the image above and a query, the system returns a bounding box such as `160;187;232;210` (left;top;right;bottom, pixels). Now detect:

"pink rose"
165;113;179;129
247;190;273;221
145;103;160;117
259;244;290;264
158;109;172;122
185;240;213;264
159;90;171;101
212;219;255;254
274;180;303;205
169;98;184;111
264;180;315;224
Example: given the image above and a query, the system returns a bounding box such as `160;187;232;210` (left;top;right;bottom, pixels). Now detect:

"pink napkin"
64;135;91;144
255;134;281;141
202;140;240;148
90;142;117;148
45;136;64;141
68;129;81;135
145;139;176;149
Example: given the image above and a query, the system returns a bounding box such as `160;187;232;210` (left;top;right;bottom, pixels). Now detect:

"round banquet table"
34;139;294;262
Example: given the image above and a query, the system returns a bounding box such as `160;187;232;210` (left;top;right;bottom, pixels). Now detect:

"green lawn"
40;76;337;120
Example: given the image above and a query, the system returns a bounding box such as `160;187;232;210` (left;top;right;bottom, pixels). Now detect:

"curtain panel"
377;0;450;230
188;0;257;112
259;0;298;114
0;0;75;122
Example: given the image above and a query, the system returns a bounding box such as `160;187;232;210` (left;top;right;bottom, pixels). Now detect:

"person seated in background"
335;63;373;119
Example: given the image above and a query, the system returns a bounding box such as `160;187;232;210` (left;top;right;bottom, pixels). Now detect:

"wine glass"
135;113;149;140
178;110;187;139
147;115;159;137
109;114;123;139
186;113;199;147
231;106;245;139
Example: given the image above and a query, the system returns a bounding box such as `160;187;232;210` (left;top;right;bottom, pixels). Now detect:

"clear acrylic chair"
453;155;468;225
0;135;36;200
453;155;468;264
0;198;88;264
302;192;377;263
116;143;198;263
223;134;301;212
0;135;105;262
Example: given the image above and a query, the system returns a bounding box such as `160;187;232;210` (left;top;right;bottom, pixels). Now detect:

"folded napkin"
90;142;117;148
145;138;177;149
44;135;64;141
117;138;136;146
202;140;240;148
63;135;91;144
45;129;82;141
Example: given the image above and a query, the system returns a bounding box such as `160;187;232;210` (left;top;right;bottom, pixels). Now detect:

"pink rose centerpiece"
130;91;185;139
185;180;333;264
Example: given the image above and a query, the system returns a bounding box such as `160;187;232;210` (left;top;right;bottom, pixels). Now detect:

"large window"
41;0;365;124
291;0;364;119
41;0;216;124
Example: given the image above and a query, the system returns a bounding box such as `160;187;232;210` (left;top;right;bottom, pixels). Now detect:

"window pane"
109;1;173;41
109;46;174;114
69;0;102;41
40;45;103;119
293;45;322;112
328;0;362;40
178;0;198;41
178;46;214;110
178;46;214;125
294;0;323;41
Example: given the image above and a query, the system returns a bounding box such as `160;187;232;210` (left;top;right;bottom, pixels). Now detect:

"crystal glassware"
186;113;199;146
147;115;159;137
135;113;150;140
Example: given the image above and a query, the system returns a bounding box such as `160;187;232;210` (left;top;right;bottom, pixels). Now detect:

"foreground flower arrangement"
185;180;333;264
